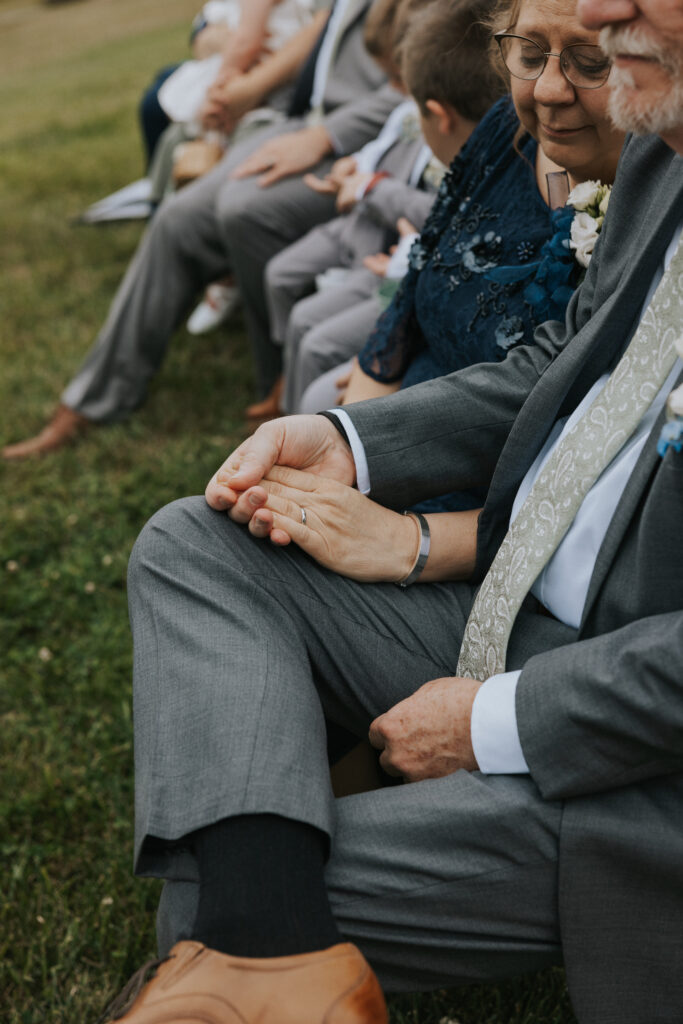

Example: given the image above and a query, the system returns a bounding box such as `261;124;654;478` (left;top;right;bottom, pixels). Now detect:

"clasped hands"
205;416;480;780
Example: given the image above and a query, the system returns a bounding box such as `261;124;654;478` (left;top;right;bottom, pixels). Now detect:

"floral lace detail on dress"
358;96;573;389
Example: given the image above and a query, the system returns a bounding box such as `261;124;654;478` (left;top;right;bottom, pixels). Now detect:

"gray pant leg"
157;771;563;985
61;120;314;422
327;771;563;990
131;496;576;981
298;359;353;414
130;494;484;870
288;287;381;412
214;131;338;397
266;219;351;345
62;160;233;422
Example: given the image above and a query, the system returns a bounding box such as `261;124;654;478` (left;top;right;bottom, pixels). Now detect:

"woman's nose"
533;55;577;105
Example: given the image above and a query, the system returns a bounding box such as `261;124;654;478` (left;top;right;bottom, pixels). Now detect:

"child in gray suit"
264;0;506;415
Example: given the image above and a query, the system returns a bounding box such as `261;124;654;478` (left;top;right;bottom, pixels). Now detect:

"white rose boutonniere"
567;180;612;269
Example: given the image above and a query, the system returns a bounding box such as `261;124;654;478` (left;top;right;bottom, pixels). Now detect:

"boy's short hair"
364;0;436;73
402;0;505;122
363;0;401;62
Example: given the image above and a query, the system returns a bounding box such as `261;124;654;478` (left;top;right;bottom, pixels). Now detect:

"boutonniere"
567;180;612;269
657;337;683;456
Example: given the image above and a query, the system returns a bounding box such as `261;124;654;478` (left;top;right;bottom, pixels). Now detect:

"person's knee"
128;496;209;587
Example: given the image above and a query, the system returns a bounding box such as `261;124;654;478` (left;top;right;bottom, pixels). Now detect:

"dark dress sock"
189;814;342;958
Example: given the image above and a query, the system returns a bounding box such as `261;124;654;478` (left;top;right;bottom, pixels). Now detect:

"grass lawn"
0;2;577;1021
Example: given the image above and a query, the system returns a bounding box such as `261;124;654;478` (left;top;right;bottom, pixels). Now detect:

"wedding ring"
300;507;307;526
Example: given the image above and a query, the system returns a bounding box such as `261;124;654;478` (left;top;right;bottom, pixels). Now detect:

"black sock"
188;813;342;958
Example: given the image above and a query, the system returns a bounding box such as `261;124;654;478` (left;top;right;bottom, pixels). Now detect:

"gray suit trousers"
129;496;576;991
62;121;337;420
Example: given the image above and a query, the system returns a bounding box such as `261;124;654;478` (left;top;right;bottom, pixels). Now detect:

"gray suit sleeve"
361;179;436;232
517;610;683;800
322;83;404;156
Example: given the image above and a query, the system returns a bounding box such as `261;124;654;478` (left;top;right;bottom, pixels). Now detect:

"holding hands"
206;417;484;782
230;465;417;582
205;415;416;581
201;73;259;134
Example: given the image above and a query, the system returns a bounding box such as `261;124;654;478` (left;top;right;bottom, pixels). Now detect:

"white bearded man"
104;1;683;1022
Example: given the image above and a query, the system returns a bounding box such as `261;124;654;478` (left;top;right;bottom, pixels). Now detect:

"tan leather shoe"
100;940;387;1023
244;376;284;421
2;404;90;460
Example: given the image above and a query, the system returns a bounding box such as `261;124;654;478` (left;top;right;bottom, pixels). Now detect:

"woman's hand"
235;465;419;583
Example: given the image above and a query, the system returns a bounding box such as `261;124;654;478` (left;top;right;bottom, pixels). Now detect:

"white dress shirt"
353;100;420;174
334;221;683;774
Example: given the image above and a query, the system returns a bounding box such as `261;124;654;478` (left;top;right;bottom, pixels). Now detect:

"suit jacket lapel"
335;0;370;39
580;372;683;630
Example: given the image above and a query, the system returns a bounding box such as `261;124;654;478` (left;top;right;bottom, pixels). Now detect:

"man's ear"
425;98;459;136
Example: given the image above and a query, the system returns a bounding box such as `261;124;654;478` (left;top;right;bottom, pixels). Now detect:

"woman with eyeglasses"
300;0;624;513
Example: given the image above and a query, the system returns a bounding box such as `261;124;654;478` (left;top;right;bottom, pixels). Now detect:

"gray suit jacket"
334;135;436;262
319;0;401;155
344;134;683;1022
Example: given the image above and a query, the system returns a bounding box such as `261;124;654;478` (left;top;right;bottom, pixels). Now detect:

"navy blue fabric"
357;96;580;513
139;63;180;168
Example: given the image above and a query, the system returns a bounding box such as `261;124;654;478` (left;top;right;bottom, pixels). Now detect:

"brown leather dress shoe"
244;376;284;421
2;404;90;460
100;940;387;1023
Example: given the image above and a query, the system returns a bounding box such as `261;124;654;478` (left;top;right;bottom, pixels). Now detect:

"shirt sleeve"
328;409;371;494
470;670;529;774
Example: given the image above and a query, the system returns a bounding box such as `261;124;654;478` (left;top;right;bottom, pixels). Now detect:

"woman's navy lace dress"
357;96;579;512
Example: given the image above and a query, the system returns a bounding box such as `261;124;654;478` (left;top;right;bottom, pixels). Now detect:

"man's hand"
205;414;356;514
368;677;482;781
231;126;334;187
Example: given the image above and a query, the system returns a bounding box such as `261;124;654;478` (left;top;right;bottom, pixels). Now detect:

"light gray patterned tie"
457;235;683;681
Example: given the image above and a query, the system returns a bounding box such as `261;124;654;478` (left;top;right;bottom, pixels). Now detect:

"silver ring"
300;507;307;526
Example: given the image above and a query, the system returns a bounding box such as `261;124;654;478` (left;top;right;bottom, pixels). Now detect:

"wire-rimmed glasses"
494;32;612;89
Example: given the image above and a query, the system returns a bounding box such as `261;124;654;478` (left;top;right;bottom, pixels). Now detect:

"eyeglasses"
494;32;612;89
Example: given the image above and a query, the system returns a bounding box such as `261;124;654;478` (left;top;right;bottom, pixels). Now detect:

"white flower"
598;188;611;216
668;382;683;416
570;212;601;268
84;581;96;594
567;179;602;211
38;647;53;662
6;560;19;572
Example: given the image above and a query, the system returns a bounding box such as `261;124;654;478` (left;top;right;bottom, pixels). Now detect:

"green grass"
0;3;577;1021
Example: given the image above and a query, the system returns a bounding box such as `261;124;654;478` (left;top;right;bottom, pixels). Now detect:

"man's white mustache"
599;25;680;71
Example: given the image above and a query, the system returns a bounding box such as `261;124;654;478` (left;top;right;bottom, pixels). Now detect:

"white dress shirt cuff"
328;409;371;494
470;670;529;774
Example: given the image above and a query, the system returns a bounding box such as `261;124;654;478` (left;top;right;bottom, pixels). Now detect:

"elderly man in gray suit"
3;0;402;460
106;0;683;1021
